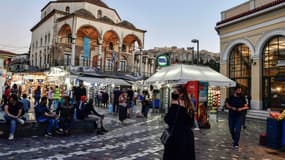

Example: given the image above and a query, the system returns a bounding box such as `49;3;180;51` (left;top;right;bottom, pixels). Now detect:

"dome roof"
118;20;136;29
73;9;96;19
57;0;109;8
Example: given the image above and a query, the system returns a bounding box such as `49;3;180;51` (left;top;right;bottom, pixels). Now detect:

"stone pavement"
0;108;284;160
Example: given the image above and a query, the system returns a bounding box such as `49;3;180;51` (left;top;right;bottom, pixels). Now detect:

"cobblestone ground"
0;108;284;160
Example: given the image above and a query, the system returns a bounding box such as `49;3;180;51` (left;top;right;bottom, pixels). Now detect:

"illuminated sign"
157;55;169;67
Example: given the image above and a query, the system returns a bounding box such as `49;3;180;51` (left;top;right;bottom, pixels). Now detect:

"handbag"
160;106;180;145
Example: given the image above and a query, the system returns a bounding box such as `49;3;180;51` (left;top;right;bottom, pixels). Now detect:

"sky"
0;0;247;54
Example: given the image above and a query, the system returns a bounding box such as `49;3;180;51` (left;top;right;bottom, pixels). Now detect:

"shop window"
262;35;285;110
228;44;251;95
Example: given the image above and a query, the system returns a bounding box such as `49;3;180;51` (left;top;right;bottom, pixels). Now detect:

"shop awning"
145;64;236;87
76;76;130;86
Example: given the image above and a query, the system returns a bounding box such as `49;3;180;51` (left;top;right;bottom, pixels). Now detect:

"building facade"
216;0;285;110
30;0;154;77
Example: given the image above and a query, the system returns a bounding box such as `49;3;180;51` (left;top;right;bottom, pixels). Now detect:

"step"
247;110;269;120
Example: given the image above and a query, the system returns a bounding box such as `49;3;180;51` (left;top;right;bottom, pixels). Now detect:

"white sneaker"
17;118;25;125
194;128;200;131
8;134;14;140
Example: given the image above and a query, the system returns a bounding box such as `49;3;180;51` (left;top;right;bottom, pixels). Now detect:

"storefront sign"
157;55;169;67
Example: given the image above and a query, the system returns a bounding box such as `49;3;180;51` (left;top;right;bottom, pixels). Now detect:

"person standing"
10;84;19;97
20;94;31;119
52;86;61;111
74;80;86;105
112;87;121;113
47;87;53;110
34;86;41;105
163;85;195;160
226;86;248;150
4;94;25;140
118;90;128;123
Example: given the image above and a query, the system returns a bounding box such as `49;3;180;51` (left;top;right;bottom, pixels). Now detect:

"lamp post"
191;39;199;65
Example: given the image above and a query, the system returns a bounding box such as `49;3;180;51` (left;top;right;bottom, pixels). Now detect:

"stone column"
140;49;143;76
117;44;122;72
98;40;102;71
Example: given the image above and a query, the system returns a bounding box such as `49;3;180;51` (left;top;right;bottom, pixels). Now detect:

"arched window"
35;53;37;66
229;44;251;95
45;35;47;44
97;10;102;18
39;51;42;67
48;33;51;43
44;49;47;64
262;35;285;110
31;55;34;66
66;6;70;13
40;38;43;47
36;41;38;48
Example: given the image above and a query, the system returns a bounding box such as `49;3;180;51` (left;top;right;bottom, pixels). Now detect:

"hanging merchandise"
208;87;221;111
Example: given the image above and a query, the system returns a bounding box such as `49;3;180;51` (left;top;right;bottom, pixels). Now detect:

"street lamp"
191;39;199;65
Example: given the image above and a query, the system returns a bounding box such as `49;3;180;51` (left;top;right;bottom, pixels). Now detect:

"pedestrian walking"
163;85;195;160
225;86;248;150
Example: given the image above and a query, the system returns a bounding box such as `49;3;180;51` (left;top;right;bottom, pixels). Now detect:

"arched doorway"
102;30;120;71
76;25;99;66
229;44;251;96
262;35;285;110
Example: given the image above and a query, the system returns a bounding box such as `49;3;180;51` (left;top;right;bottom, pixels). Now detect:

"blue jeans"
37;118;59;133
228;113;242;146
4;115;19;135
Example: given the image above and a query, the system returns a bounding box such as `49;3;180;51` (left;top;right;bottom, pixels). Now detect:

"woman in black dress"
163;85;195;160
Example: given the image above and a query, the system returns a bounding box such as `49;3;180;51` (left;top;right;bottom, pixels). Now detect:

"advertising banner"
185;81;199;109
198;82;209;128
83;37;90;59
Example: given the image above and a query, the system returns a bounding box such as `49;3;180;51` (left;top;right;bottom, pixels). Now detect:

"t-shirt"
7;102;23;116
75;87;86;101
228;95;246;116
113;90;121;102
35;104;50;121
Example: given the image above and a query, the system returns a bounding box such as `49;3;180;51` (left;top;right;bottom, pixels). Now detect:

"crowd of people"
0;80;108;140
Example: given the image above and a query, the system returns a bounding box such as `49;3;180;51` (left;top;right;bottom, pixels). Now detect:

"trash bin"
266;118;282;149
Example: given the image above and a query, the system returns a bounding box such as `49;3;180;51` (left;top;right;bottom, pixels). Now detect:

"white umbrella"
145;64;236;87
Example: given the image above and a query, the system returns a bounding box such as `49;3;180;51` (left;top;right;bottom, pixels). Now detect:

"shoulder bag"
160;105;180;145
